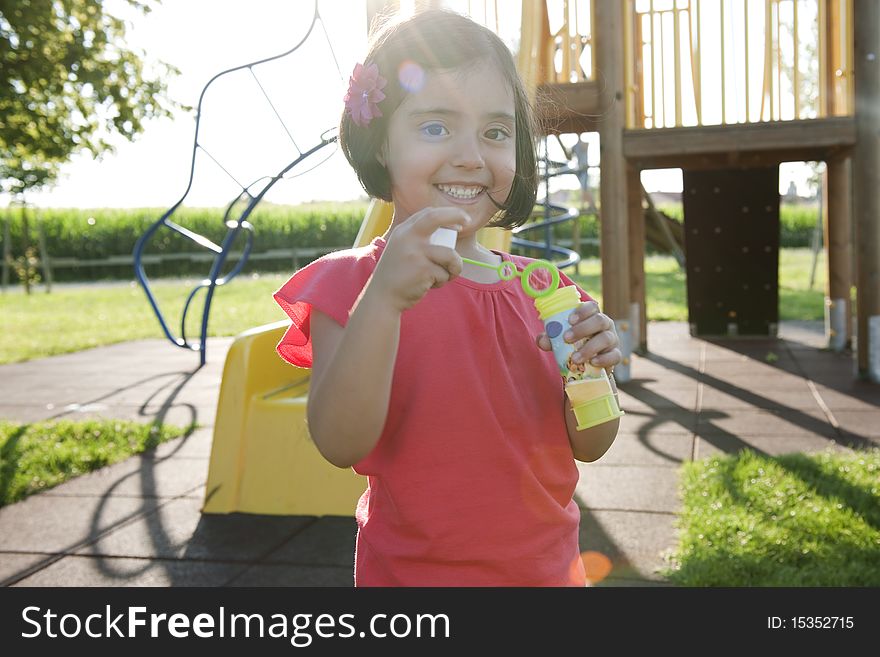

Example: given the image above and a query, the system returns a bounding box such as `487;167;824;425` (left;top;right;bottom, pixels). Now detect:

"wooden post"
823;155;853;351
595;0;632;380
633;6;645;128
20;205;30;296
35;214;53;293
1;211;10;292
853;1;880;381
628;165;647;354
824;0;850;117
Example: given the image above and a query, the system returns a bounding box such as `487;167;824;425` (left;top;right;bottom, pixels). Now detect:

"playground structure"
516;0;869;373
132;1;877;515
133;4;340;367
142;0;876;374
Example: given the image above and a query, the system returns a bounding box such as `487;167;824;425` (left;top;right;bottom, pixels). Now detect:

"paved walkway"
1;322;877;587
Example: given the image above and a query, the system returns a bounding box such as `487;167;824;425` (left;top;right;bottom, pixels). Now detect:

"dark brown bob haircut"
339;9;538;229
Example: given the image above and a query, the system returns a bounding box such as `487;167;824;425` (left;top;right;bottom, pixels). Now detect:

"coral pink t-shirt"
273;237;591;586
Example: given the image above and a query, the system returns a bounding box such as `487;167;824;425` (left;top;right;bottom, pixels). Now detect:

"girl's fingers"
567;301;600;325
425;245;463;279
586;347;622;369
412;207;471;236
428;262;454;288
564;313;616;345
535;333;552;352
571;330;619;365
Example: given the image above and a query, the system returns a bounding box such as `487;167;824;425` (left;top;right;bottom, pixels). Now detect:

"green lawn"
0;419;193;507
569;247;827;322
664;449;880;586
0;273;293;364
0;248;829;364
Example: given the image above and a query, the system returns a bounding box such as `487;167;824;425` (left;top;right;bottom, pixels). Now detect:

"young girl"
273;10;621;586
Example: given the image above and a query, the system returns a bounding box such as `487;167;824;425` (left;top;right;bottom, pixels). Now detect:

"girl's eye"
485;127;512;141
421;123;448;137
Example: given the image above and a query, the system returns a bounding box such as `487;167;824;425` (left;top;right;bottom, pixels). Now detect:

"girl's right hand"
369;207;470;312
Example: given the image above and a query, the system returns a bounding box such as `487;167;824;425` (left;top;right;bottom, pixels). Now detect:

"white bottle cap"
429;227;458;250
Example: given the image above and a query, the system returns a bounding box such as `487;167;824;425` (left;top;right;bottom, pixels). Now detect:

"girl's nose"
451;135;485;169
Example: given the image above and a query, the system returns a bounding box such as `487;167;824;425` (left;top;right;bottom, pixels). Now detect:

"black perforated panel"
683;167;780;336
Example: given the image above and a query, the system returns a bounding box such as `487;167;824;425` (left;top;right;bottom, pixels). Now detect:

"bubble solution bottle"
534;286;624;430
430;226;623;429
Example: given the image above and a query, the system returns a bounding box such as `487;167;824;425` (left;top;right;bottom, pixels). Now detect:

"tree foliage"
0;0;180;197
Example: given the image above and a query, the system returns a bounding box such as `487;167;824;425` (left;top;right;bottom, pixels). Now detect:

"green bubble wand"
430;226;559;298
460;257;559;298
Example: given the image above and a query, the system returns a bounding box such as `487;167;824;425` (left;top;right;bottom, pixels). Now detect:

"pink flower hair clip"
344;62;387;127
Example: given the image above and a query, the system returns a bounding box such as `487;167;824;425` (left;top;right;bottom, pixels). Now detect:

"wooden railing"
625;0;854;129
541;0;595;83
420;1;853;130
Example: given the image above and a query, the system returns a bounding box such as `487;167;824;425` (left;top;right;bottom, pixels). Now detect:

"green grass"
0;200;816;285
664;449;880;586
571;247;828;322
0;273;293;364
0;419;193;507
1;202;369;283
0;248;830;364
570;254;688;320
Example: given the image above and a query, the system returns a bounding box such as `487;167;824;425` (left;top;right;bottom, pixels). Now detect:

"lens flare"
580;550;613;585
398;60;426;93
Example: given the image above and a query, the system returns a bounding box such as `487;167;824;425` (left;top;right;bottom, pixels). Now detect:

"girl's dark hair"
339;9;538;228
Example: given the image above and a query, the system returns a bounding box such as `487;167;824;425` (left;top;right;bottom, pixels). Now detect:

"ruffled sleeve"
272;241;382;368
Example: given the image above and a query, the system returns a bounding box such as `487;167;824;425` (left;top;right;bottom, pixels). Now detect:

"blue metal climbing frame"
512;136;592;270
133;2;339;367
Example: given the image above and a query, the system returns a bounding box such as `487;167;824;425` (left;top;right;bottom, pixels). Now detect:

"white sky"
11;0;812;210
17;0;370;209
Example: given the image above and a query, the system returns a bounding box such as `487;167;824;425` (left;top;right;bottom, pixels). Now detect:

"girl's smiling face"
380;61;517;232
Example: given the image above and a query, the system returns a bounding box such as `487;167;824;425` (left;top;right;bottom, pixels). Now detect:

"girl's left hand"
535;300;622;370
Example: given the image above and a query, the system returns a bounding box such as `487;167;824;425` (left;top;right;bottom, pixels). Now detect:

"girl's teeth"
439;184;482;199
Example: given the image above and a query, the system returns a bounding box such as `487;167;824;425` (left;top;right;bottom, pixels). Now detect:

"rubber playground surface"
1;321;877;587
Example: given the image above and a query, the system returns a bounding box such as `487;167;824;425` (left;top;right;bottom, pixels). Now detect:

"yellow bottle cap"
571;393;625;431
534;285;581;321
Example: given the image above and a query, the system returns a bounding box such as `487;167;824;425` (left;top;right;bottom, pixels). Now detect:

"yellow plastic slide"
203;200;391;515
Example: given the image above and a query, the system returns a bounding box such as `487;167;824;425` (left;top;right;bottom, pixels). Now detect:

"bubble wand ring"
461;257;559;298
428;226;559;297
